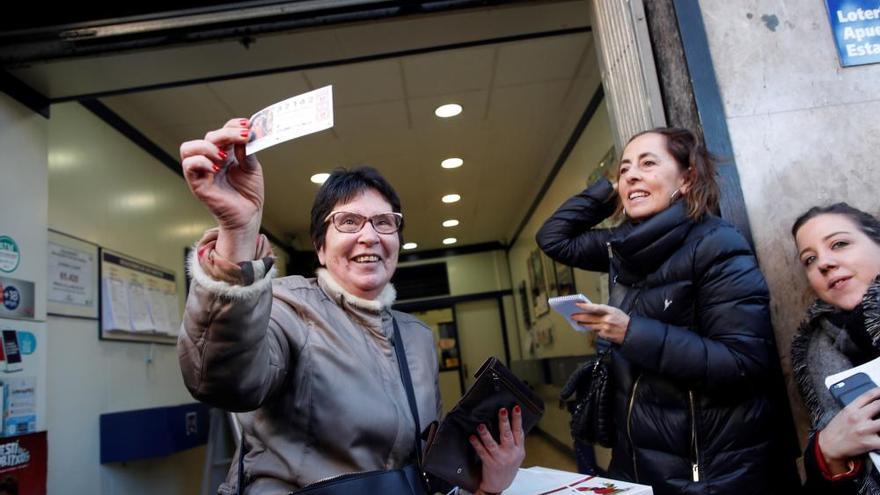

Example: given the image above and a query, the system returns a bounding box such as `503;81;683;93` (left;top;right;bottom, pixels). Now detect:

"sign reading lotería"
825;0;880;67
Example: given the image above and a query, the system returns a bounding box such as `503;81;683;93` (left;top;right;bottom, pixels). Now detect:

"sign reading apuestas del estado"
825;0;880;66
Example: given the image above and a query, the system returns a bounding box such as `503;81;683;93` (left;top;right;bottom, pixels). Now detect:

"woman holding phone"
791;203;880;493
536;127;798;494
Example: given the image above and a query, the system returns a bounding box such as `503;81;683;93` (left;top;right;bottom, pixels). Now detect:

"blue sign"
825;1;880;67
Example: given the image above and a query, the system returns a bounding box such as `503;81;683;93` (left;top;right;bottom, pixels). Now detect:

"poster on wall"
541;252;558;298
0;236;21;275
0;277;35;321
0;320;46;439
517;281;531;329
554;262;576;297
528;250;549;317
47;230;98;319
0;431;47;495
99;248;179;345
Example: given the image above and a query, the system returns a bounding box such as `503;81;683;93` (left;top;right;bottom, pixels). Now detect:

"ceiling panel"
495;34;590;86
83;3;599;253
306;60;405;107
402;47;495;98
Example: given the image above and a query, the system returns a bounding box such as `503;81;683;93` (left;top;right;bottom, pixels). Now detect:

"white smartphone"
548;294;593;332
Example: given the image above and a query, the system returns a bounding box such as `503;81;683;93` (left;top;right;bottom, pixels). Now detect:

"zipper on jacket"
627;374;642;482
689;390;701;483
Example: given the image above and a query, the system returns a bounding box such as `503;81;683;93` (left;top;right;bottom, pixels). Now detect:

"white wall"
0;93;50;443
507;101;614;360
698;0;880;443
46;102;289;494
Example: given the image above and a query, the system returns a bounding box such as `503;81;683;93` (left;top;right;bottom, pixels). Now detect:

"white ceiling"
13;0;601;253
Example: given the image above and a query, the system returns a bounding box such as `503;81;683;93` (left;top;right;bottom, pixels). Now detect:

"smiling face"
317;188;400;300
618;132;689;221
795;213;880;310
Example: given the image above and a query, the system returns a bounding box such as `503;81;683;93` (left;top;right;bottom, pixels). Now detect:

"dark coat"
791;276;880;494
536;179;797;495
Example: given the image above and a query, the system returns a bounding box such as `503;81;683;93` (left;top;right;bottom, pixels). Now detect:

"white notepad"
548;294;593;332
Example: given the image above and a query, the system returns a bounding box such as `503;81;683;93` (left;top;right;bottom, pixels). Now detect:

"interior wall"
506;101;613;361
697;1;880;445
45;102;286;494
503;99;613;461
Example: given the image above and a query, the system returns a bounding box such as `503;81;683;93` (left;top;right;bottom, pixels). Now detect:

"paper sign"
246;85;334;155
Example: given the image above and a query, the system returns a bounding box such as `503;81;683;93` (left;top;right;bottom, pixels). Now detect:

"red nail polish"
197;245;207;258
478;424;486;433
212;164;220;172
240;119;248;126
240;130;250;137
514;405;521;414
500;408;508;417
218;150;227;160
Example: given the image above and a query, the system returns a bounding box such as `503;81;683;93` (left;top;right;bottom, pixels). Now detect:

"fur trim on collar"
316;268;396;312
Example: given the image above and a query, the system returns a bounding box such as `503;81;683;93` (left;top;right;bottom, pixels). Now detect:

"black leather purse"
422;357;545;493
236;318;429;495
560;347;614;448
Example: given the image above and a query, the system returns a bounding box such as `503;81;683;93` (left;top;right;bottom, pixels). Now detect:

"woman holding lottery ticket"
536;128;798;494
177;117;525;495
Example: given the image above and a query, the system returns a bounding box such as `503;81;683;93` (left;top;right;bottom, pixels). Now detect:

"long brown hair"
619;127;720;220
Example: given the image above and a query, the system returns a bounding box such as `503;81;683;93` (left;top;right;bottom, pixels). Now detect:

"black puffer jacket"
536;179;797;495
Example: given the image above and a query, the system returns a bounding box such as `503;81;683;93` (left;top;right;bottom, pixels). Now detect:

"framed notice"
47;230;99;319
99;248;179;345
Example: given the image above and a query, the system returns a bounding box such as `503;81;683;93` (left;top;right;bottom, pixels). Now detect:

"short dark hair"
791;202;880;244
310;166;403;252
622;127;720;220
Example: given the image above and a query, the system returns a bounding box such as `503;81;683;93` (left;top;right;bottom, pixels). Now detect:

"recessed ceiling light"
442;219;459;228
441;194;461;204
442;237;458;245
435;103;462;118
310;173;330;184
441;158;463;169
402;242;418;250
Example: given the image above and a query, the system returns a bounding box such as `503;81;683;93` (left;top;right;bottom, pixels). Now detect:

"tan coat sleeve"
177;229;290;412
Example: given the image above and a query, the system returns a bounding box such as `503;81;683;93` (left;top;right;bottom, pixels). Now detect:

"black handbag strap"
391;317;424;466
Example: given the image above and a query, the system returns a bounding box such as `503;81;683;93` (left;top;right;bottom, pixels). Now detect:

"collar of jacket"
316;268;397;314
610;200;695;277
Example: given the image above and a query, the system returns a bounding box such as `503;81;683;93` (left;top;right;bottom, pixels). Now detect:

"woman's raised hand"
819;386;880;474
470;406;526;494
180;119;264;261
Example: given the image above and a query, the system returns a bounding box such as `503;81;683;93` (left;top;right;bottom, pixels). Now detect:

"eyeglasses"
324;211;403;234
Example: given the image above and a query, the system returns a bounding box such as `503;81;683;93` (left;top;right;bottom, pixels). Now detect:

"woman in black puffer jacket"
536;128;799;494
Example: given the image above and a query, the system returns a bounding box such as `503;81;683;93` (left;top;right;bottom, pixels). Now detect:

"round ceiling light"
442;219;459;227
402;242;418;250
442;238;458;245
441;194;461;204
310;173;330;184
441;158;463;169
434;103;462;118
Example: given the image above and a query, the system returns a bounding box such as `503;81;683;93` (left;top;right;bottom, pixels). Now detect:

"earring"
670;190;681;201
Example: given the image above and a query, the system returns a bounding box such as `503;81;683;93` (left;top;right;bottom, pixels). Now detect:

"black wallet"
421;357;545;492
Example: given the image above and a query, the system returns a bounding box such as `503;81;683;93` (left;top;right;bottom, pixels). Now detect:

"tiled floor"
522;434;578;472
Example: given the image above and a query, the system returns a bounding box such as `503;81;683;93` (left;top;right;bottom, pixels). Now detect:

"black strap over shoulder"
391;317;423;466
